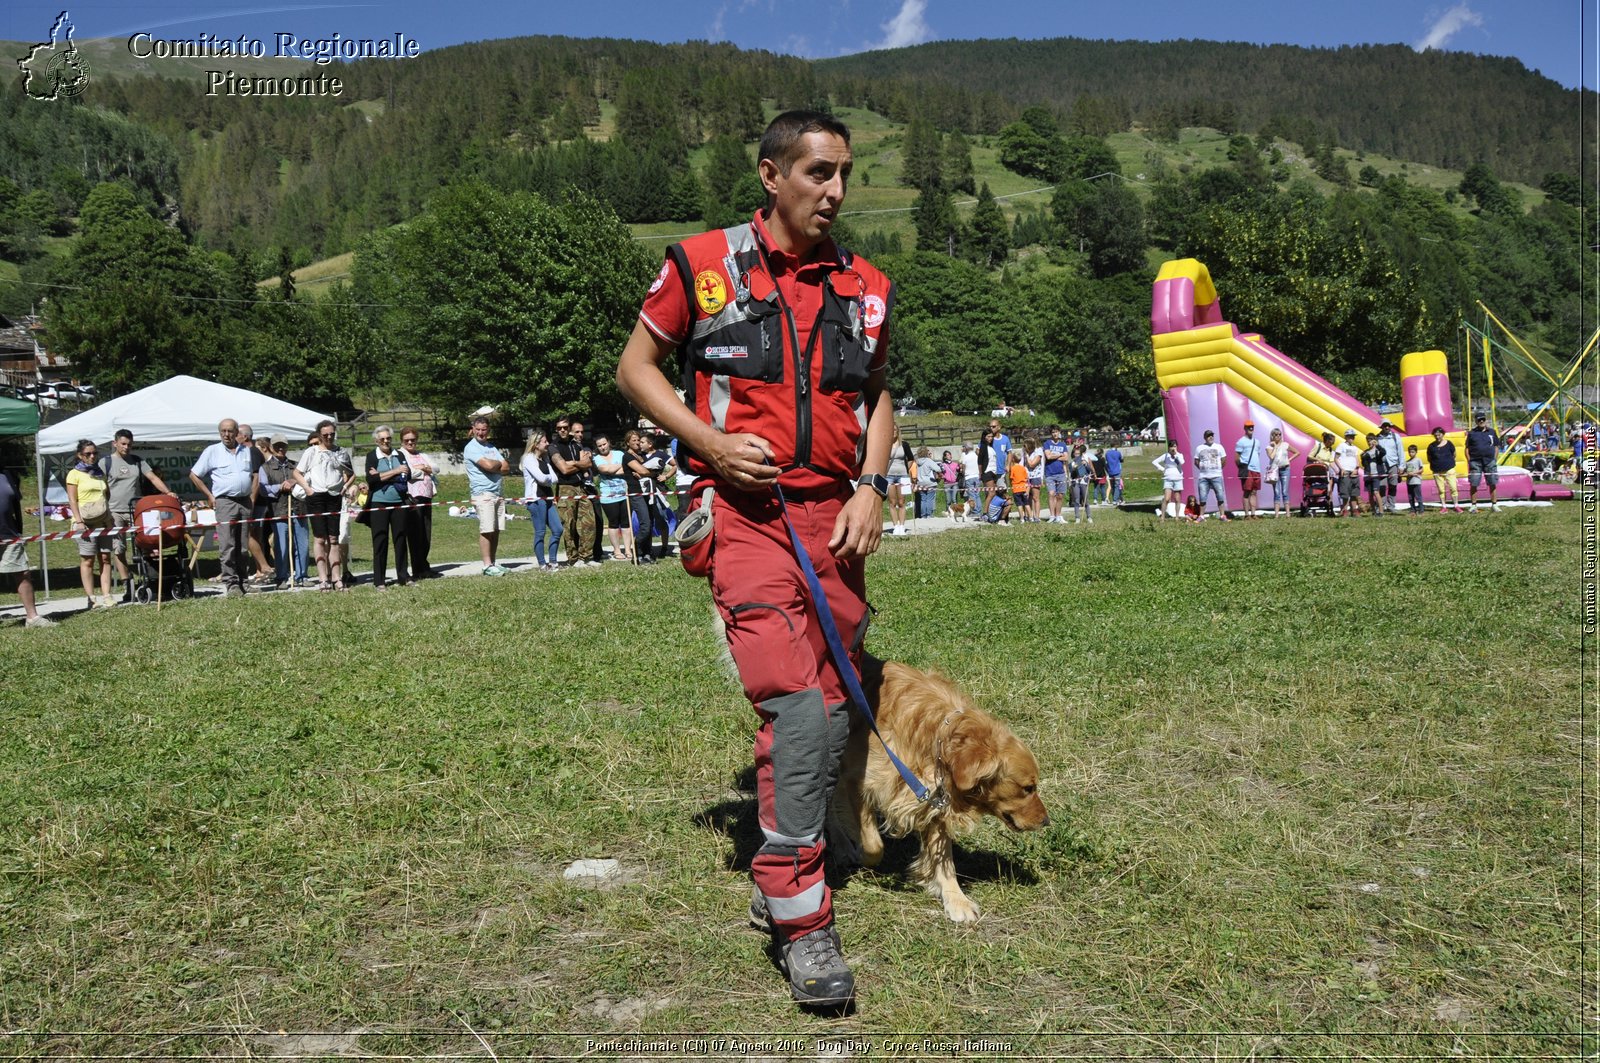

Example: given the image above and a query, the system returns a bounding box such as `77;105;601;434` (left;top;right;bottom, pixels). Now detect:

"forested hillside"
1;34;1592;428
819;38;1590;186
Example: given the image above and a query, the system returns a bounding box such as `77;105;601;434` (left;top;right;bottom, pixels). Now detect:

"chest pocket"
817;273;874;394
686;250;785;385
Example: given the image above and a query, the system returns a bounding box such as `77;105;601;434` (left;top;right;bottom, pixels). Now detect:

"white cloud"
873;0;932;50
709;3;728;40
1414;3;1485;51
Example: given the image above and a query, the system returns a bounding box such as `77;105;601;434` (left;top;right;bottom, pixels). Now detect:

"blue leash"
771;483;933;803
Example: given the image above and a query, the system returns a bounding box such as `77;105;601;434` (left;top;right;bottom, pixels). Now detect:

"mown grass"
0;502;1585;1059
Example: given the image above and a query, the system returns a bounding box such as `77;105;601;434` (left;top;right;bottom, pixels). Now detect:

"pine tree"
900;118;944;189
912;184;958;256
550;99;584;142
963;183;1009;268
1315;144;1352;188
276;246;296;301
943;130;976;194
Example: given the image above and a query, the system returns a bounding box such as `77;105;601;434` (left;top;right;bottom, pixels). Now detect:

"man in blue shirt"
189;418;259;597
1041;425;1068;523
1103;442;1124;505
988;417;1011;489
1464;412;1501;512
1233;421;1265;519
464;415;511;574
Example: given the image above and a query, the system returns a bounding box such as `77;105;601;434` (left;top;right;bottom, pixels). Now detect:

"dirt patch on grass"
255;1030;363;1056
1429;995;1477;1025
584;993;673;1025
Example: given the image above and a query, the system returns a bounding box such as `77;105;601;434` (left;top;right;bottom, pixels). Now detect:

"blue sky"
3;0;1589;88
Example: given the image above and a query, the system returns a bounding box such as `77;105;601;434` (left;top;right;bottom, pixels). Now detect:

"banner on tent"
45;449;209;505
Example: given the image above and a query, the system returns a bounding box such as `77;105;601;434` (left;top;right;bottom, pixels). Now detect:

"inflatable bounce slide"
1150;258;1548;511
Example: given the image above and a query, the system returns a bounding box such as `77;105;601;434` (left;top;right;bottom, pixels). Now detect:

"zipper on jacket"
756;237;814;471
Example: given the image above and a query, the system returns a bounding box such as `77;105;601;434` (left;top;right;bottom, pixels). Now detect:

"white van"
1144;416;1166;440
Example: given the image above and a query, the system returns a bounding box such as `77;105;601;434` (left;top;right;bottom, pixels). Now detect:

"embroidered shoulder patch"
694;270;728;315
862;294;886;329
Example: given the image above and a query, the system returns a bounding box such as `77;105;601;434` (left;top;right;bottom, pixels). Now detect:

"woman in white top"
292;419;355;590
520;430;563;571
1153;442;1185;520
885;425;913;535
1265;428;1300;517
1023;437;1044;523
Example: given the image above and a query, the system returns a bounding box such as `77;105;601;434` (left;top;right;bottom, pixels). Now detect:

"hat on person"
1344;428;1357;437
1380;420;1393;428
1243;420;1255;428
1475;412;1487;421
269;433;287;446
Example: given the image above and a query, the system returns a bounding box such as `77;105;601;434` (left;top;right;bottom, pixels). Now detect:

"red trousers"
707;486;866;939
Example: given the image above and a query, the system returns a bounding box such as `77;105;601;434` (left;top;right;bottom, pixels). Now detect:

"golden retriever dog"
830;657;1049;922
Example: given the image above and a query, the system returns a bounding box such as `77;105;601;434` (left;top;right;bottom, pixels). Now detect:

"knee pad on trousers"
760;687;848;839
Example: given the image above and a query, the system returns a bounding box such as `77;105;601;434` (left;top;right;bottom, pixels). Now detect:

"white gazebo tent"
35;376;330;596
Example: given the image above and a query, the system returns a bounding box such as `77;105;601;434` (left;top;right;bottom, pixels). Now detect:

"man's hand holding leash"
705;434;779;492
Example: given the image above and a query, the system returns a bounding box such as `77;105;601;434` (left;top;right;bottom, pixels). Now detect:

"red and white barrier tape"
4;486;692;547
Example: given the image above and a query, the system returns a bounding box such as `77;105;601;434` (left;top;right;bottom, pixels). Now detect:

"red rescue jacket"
667;220;893;491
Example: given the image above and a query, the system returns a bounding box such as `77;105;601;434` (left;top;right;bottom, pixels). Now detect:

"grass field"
0;494;1586;1059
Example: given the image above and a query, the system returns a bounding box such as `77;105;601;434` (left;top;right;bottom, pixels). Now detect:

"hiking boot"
780;925;855;1005
748;885;771;932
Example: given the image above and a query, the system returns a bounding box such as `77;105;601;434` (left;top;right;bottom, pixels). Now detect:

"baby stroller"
1299;462;1335;517
130;493;194;603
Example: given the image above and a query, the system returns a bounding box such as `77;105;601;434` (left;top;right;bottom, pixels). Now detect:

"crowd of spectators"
7;409;1593;621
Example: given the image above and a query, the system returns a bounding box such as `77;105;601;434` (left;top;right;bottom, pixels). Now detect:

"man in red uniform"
617;111;893;1007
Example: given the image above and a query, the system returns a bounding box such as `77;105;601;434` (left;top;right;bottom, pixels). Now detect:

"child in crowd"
1068;444;1094;524
1182;495;1204;522
1402;445;1425;514
1007;450;1029;524
1360;432;1388;516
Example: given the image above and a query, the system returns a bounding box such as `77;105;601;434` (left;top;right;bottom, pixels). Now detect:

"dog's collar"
929;706;967;811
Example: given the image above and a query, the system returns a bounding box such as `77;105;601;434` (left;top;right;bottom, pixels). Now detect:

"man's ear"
757;156;782;199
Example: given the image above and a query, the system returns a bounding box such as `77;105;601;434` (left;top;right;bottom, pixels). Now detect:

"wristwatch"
855;473;889;499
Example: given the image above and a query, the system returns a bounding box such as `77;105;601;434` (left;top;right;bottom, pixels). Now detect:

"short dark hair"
315;419;336;434
758;110;851;177
114;429;133;442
